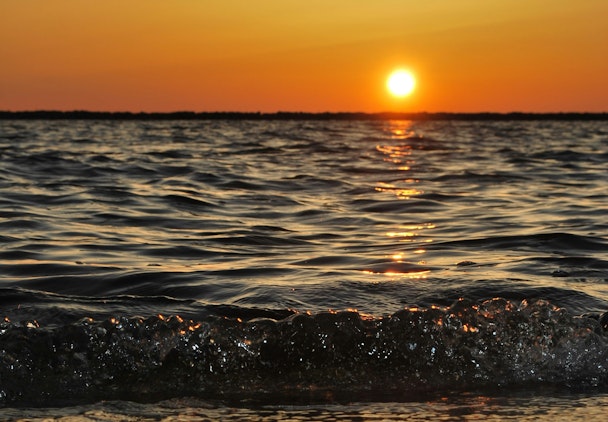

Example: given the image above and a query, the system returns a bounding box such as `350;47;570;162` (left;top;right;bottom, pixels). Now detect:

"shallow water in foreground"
0;119;607;417
2;393;608;421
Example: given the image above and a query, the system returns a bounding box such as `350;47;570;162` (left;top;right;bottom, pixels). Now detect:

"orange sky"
1;0;607;113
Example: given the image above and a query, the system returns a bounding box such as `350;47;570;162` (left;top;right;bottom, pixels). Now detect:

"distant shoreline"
1;110;607;121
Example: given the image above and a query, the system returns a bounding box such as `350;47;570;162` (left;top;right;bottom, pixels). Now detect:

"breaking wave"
1;298;607;407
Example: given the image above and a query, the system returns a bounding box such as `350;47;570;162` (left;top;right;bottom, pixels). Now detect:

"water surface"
0;119;607;417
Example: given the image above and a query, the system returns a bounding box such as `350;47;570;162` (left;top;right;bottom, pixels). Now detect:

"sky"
1;0;607;113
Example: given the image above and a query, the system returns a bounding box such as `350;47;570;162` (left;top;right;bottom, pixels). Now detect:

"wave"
431;232;608;253
1;298;606;407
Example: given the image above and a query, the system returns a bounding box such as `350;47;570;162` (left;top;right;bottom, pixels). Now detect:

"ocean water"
0;118;607;420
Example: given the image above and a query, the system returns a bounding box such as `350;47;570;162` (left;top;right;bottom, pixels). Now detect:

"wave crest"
1;298;607;406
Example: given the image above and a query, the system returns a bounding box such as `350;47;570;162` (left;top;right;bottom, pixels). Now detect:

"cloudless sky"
1;0;607;112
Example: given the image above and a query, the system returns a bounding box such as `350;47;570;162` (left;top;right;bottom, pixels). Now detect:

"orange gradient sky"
1;0;607;113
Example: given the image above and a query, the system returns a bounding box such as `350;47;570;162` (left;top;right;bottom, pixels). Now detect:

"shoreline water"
2;391;608;420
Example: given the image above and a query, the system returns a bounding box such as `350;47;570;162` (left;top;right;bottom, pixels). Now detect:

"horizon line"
1;110;607;121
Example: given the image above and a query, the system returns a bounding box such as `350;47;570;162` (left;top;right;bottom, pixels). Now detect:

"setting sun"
387;70;416;98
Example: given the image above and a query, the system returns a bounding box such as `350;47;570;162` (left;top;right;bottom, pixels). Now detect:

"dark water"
1;119;607;418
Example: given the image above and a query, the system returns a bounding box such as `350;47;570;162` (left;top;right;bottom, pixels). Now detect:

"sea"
0;117;607;420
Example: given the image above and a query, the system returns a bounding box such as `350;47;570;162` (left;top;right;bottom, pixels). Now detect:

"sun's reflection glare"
362;269;430;279
375;183;423;200
364;121;437;281
374;122;425;201
392;253;404;262
387;121;416;139
376;144;412;157
386;232;416;238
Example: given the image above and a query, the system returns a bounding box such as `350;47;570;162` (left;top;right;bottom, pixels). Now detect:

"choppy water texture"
0;119;607;418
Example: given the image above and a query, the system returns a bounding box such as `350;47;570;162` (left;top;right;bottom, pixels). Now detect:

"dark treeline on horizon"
1;110;607;121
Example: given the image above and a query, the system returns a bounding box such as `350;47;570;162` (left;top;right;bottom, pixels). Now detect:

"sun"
387;69;416;97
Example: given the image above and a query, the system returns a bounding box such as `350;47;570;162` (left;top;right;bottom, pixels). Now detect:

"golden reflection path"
369;121;436;280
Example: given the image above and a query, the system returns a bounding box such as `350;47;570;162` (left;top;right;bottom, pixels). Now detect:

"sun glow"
387;69;416;97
